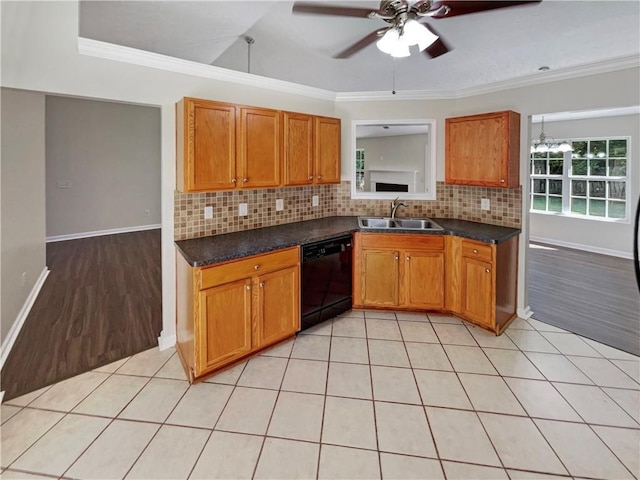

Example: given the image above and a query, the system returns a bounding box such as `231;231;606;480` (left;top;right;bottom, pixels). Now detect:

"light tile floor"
2;311;639;480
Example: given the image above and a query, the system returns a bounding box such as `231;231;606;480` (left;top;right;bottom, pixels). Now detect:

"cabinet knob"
473;249;478;254
259;282;265;288
406;256;410;261
395;256;399;260
500;179;505;183
243;178;248;183
254;265;260;270
231;178;237;184
308;176;314;181
485;268;490;273
246;285;251;290
317;175;322;180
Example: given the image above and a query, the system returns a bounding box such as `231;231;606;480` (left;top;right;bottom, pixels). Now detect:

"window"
355;148;365;191
530;137;630;221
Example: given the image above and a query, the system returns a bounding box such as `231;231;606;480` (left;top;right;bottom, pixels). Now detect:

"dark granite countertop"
175;216;520;267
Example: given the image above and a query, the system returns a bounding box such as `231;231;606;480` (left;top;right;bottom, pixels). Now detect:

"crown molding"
78;38;638;104
532;105;640;123
77;37;337;102
336;55;640;102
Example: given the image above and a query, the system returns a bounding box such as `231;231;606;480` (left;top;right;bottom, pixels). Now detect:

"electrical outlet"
312;195;319;207
239;203;248;216
204;206;213;219
275;198;284;211
481;198;490;211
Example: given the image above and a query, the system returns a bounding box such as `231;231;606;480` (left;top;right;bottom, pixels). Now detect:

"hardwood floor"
1;230;162;400
528;242;639;356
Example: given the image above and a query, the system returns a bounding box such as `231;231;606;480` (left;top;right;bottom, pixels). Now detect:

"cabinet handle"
243;178;248;183
246;285;251;290
317;175;322;180
395;256;399;260
259;282;265;288
254;265;260;270
308;175;314;181
485;268;490;273
473;249;478;254
231;178;237;184
406;256;410;261
500;179;505;183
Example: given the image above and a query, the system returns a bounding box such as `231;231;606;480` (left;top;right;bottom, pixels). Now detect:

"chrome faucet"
390;197;407;219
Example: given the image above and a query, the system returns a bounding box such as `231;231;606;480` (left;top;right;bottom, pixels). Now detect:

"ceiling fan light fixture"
403;19;438;51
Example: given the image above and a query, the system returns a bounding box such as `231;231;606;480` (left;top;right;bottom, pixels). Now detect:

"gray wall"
45;96;161;237
529;114;639;256
1;88;47;343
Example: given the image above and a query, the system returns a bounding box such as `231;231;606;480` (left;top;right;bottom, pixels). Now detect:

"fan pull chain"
245;36;255;74
392;57;396;95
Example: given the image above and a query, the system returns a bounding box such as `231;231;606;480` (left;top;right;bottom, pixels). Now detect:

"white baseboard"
517;306;534;320
157;332;176;351
47;224;161;243
1;267;50;370
529;236;633;259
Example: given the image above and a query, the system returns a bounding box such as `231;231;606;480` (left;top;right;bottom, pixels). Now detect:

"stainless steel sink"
358;216;444;231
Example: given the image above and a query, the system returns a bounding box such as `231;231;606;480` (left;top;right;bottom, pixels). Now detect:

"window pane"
533;160;547;174
609;181;626;200
571;197;587;215
549;159;563;175
533;179;546;193
572;158;588;175
609;159;627;176
589;181;606;198
608;201;626;219
549;151;563;159
589;199;606;217
548;196;562;212
589;140;607;158
532;195;547;211
532;151;547;159
548;179;562;195
572;180;587;196
609;139;627;157
590;159;606;176
572;141;587;157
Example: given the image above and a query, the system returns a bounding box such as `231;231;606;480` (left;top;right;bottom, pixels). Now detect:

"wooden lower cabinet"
354;233;445;310
460;256;493;328
176;247;300;382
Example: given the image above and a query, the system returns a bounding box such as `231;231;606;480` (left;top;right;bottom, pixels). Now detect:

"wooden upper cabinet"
283;112;314;186
178;98;237;192
314;116;341;184
238;107;281;189
445;110;520;188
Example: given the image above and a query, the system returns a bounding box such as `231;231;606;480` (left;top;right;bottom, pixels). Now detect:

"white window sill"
529;209;630;225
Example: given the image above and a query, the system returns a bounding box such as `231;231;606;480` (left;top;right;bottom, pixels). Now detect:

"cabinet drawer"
199;247;299;290
359;233;444;251
461;240;493;262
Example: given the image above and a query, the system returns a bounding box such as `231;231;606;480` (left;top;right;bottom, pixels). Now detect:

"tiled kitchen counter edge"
175;216;521;267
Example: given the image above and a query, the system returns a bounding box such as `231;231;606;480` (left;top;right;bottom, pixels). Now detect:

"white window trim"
530;136;631;224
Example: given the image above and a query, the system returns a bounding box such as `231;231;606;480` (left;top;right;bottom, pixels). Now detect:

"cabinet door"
185;99;236;191
361;249;399;307
196;278;252;375
255;266;300;348
283;112;314;186
314;116;341;184
461;257;494;328
403;251;445;309
238;107;281;188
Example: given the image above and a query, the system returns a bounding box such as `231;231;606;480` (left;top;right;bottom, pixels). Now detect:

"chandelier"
531;116;572;153
376;19;438;58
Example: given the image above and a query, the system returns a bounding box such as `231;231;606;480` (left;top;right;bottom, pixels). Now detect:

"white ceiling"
79;0;640;94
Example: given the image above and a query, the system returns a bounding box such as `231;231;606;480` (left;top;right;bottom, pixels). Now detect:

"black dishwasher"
300;235;353;331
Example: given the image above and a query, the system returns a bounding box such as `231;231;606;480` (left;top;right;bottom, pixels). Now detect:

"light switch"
204;206;213;219
239;203;248;216
312;195;319;207
275;198;284;211
481;198;490;211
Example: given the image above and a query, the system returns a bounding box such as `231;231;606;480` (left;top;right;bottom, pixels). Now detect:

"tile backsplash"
174;182;521;241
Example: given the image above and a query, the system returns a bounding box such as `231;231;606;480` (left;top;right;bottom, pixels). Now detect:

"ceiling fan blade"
292;2;375;18
421;23;451;59
334;29;382;58
430;0;541;18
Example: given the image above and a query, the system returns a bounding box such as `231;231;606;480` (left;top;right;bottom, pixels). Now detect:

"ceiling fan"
292;0;541;59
